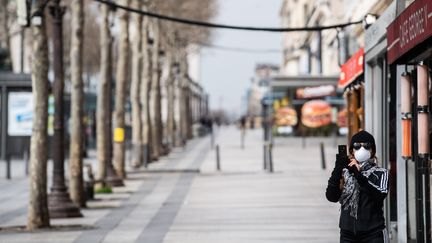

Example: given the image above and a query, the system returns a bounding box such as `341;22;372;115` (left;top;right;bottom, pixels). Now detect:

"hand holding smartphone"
336;145;349;168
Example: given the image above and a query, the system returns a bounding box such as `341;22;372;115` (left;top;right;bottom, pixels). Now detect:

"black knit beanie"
349;130;376;157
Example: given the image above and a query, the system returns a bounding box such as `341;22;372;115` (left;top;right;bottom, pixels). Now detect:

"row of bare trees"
25;0;215;230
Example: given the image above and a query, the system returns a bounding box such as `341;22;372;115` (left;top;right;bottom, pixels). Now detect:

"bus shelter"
0;72;32;178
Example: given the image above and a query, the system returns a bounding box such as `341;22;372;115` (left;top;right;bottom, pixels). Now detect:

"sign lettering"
387;0;432;64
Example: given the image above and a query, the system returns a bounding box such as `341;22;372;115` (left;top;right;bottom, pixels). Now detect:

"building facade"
280;0;409;241
246;63;279;118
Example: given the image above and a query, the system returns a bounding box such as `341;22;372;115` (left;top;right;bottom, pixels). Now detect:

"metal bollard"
6;155;11;179
263;144;267;170
268;143;274;173
143;144;149;168
24;150;29;176
241;130;245;149
320;142;326;170
210;131;215;149
216;145;220;171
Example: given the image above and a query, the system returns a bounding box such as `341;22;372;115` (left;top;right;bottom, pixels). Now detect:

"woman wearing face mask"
325;130;389;243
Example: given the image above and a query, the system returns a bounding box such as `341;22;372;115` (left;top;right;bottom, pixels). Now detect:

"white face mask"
354;147;371;163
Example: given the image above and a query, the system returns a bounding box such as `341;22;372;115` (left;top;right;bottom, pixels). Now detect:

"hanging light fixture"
417;64;429;156
401;73;412;159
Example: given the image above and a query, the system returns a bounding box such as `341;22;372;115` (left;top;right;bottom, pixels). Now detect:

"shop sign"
296;85;336;99
338;48;364;89
301;100;332;128
387;0;432;64
274;107;298;127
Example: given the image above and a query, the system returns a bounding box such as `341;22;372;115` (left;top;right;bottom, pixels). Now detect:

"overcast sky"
201;0;282;117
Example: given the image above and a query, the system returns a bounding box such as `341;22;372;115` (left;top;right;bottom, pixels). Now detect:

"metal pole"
6;154;10;180
51;2;66;197
416;156;425;243
0;86;7;164
424;61;431;243
416;63;429;243
412;71;424;243
268;143;273;173
423;64;432;242
424;157;431;242
216;144;220;171
24;147;29;176
320;142;326;170
241;129;245;149
210;130;214;149
263;144;267;171
48;0;82;218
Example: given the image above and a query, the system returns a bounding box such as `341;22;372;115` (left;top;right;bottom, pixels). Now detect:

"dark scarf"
339;159;378;218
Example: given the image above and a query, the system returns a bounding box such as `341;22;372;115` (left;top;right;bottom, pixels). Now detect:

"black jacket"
326;161;389;233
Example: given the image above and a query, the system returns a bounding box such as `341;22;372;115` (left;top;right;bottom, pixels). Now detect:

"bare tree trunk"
105;34;124;187
186;84;193;139
97;4;110;185
174;73;182;147
69;0;85;207
130;0;143;168
181;84;188;143
184;52;193;140
150;19;161;158
113;0;130;179
165;44;175;148
140;5;151;165
178;48;189;144
27;2;50;229
156;66;164;153
1;0;11;51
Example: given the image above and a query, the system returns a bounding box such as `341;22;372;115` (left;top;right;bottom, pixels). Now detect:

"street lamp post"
48;0;82;218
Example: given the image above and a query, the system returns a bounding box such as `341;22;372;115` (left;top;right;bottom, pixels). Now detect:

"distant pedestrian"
325;130;389;243
239;116;246;129
239;116;247;148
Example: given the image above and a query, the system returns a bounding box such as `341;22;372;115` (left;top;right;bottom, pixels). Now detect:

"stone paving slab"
0;127;343;242
165;127;341;243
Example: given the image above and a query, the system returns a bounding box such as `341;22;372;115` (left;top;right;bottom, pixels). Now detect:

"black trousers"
340;228;388;243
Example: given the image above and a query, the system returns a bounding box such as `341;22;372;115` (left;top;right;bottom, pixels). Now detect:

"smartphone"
338;145;347;156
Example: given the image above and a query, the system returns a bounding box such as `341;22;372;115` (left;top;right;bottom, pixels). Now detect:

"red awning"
338;48;364;89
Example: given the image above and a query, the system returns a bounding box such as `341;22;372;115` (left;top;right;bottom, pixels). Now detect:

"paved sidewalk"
0;126;343;242
167;127;342;243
